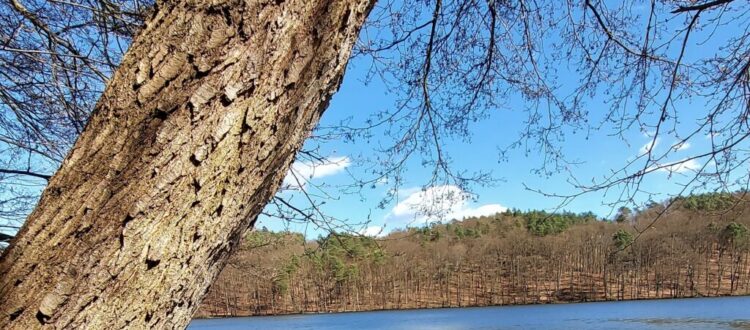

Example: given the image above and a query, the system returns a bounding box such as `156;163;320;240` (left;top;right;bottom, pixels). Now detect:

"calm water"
188;296;750;330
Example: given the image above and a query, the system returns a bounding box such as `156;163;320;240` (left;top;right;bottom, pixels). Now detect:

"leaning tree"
0;0;374;327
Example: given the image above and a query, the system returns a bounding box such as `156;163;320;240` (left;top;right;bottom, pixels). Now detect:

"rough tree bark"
0;0;374;328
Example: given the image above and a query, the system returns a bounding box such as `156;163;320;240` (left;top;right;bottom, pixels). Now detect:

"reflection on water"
619;318;750;329
189;296;750;330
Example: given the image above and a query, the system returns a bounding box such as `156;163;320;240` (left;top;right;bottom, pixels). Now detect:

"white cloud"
294;156;351;179
282;156;351;189
359;226;385;237
452;204;508;219
639;138;660;155
386;185;507;227
673;142;690;151
649;158;701;174
705;132;720;139
391;185;466;218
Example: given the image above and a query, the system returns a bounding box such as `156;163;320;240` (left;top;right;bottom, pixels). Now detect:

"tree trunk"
0;0;373;328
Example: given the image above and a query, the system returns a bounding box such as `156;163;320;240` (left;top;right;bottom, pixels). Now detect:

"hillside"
196;193;750;317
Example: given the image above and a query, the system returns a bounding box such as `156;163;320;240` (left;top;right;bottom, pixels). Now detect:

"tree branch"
0;169;52;181
672;0;734;13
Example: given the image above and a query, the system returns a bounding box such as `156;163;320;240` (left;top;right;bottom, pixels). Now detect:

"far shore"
194;293;750;319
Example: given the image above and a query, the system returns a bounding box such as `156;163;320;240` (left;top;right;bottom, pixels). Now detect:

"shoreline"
194;293;749;320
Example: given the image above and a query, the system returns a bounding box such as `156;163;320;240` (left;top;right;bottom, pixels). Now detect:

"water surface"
189;296;750;329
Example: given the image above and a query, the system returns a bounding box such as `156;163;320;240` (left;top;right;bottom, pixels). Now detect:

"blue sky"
257;52;716;238
252;1;750;238
2;1;744;239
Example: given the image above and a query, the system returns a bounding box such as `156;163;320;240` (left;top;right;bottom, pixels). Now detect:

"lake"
188;296;750;329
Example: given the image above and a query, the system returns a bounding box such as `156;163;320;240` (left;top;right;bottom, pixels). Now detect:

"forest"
197;192;750;317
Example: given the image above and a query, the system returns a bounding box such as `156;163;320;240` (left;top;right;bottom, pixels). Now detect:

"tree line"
197;192;750;317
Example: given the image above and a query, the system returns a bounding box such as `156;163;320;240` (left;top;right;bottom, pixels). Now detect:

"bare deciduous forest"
198;192;750;317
